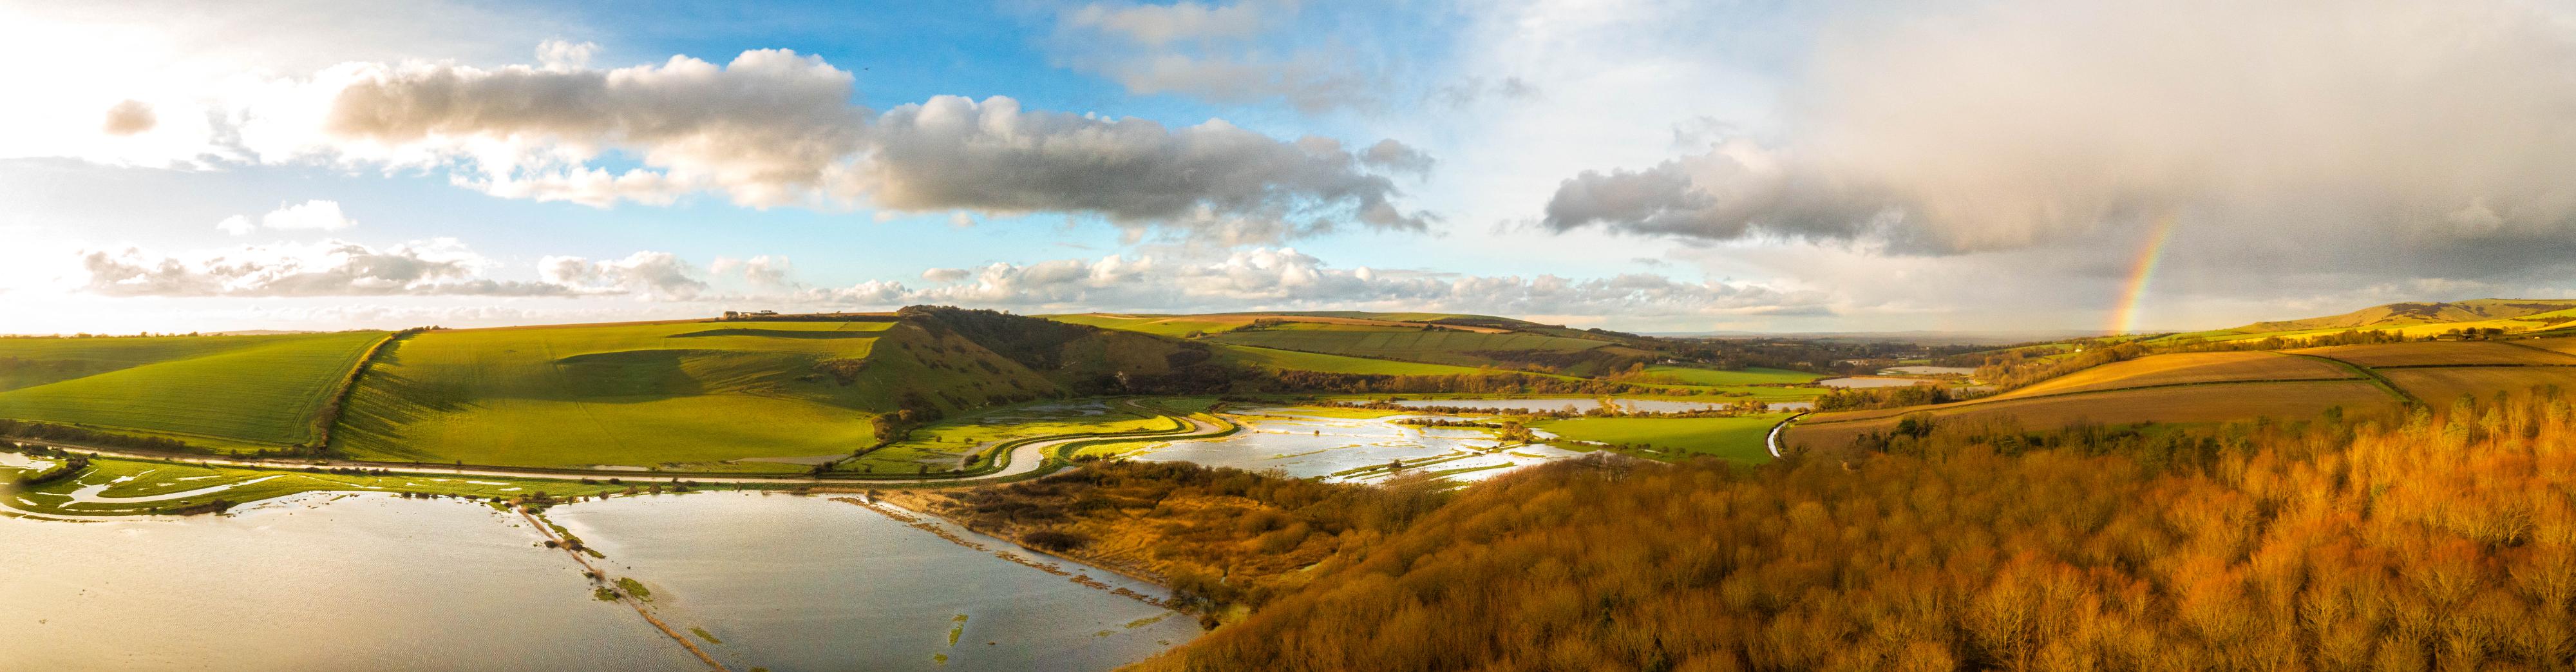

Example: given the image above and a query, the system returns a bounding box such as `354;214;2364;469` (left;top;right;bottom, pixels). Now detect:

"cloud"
535;39;598;70
215;200;359;236
710;254;797;288
318;49;870;209
39;46;1430;244
1540;0;2576;272
1358;139;1433;177
864;95;1429;241
536;251;708;300
795;247;1826;318
100;100;156;136
77;238;566;297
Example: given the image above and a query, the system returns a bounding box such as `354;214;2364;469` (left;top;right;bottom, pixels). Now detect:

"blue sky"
5;0;2574;335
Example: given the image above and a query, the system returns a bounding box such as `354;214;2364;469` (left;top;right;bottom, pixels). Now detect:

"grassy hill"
2161;298;2576;343
0;332;386;450
332;318;1058;470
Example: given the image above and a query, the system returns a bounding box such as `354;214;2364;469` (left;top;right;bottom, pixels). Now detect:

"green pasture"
1533;413;1793;463
1643;365;1823;386
1207;328;1609;367
1212;344;1492;375
332;320;992;470
844;398;1179;473
0;332;384;448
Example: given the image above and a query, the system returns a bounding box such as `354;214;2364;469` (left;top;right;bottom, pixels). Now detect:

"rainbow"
2108;215;2178;334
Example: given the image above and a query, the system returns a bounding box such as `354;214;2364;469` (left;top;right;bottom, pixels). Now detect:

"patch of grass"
616;577;653;602
3;455;651;517
690;627;723;645
1642;365;1823;386
1533;414;1792;463
334;320;1053;470
848;398;1178;474
0;332;385;448
2287;341;2576;367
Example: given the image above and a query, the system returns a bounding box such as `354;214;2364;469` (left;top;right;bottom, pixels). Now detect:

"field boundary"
312;329;408;452
2284;353;2424;407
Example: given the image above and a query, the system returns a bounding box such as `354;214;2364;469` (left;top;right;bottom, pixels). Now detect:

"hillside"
2215;298;2576;337
1049;311;1656;376
0;332;386;450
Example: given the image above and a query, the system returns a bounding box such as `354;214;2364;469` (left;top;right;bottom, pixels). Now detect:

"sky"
6;0;2576;336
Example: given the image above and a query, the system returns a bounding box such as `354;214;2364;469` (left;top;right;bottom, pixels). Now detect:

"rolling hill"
0;331;387;450
2164;298;2576;343
1048;311;1657;376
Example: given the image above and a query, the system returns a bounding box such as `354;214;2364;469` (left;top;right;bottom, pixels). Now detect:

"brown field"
1990;351;2356;401
2286;341;2576;367
2381;366;2576;405
1785;380;2401;451
2522;336;2576;356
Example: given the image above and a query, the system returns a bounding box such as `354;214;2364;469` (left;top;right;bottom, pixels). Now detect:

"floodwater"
549;494;1200;671
1817;377;1936;389
0;495;706;671
0;492;1198;672
1130;407;1586;483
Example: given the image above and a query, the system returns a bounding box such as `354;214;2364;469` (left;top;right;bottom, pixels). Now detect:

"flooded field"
0;492;1196;671
1129;407;1586;483
549;494;1198;671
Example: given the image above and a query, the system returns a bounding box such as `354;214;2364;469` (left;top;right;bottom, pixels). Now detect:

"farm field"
2287;341;2576;367
1785;380;2401;451
333;320;1047;470
1207;327;1611;367
1533;414;1792;463
2381;367;2576;405
1210;344;1491;375
1643;365;1822;386
0;332;385;449
1991;351;2358;401
845;398;1183;474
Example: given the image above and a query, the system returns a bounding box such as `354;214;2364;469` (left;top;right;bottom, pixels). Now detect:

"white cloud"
10;42;1428;244
536;251;708;300
215;200;358;235
794;247;1827;319
1065;1;1266;46
77;238;554;297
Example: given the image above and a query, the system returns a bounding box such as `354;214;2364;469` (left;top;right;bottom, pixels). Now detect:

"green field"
1212;344;1492;375
847;398;1180;473
1207;327;1610;367
1;455;638;517
1643;365;1823;386
0;332;386;449
1043;314;1249;338
334;320;1052;470
1533;413;1792;463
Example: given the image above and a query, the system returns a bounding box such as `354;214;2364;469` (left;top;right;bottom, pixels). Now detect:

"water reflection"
0;494;705;671
1130;407;1586;483
548;494;1200;671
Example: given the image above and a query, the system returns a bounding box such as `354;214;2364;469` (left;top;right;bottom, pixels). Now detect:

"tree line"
1139;385;2576;671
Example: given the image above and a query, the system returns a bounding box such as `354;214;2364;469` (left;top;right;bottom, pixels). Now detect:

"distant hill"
1045;311;1655;376
2232;298;2576;333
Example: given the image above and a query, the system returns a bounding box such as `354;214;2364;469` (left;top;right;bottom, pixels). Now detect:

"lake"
1129;407;1587;483
0;492;1195;671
